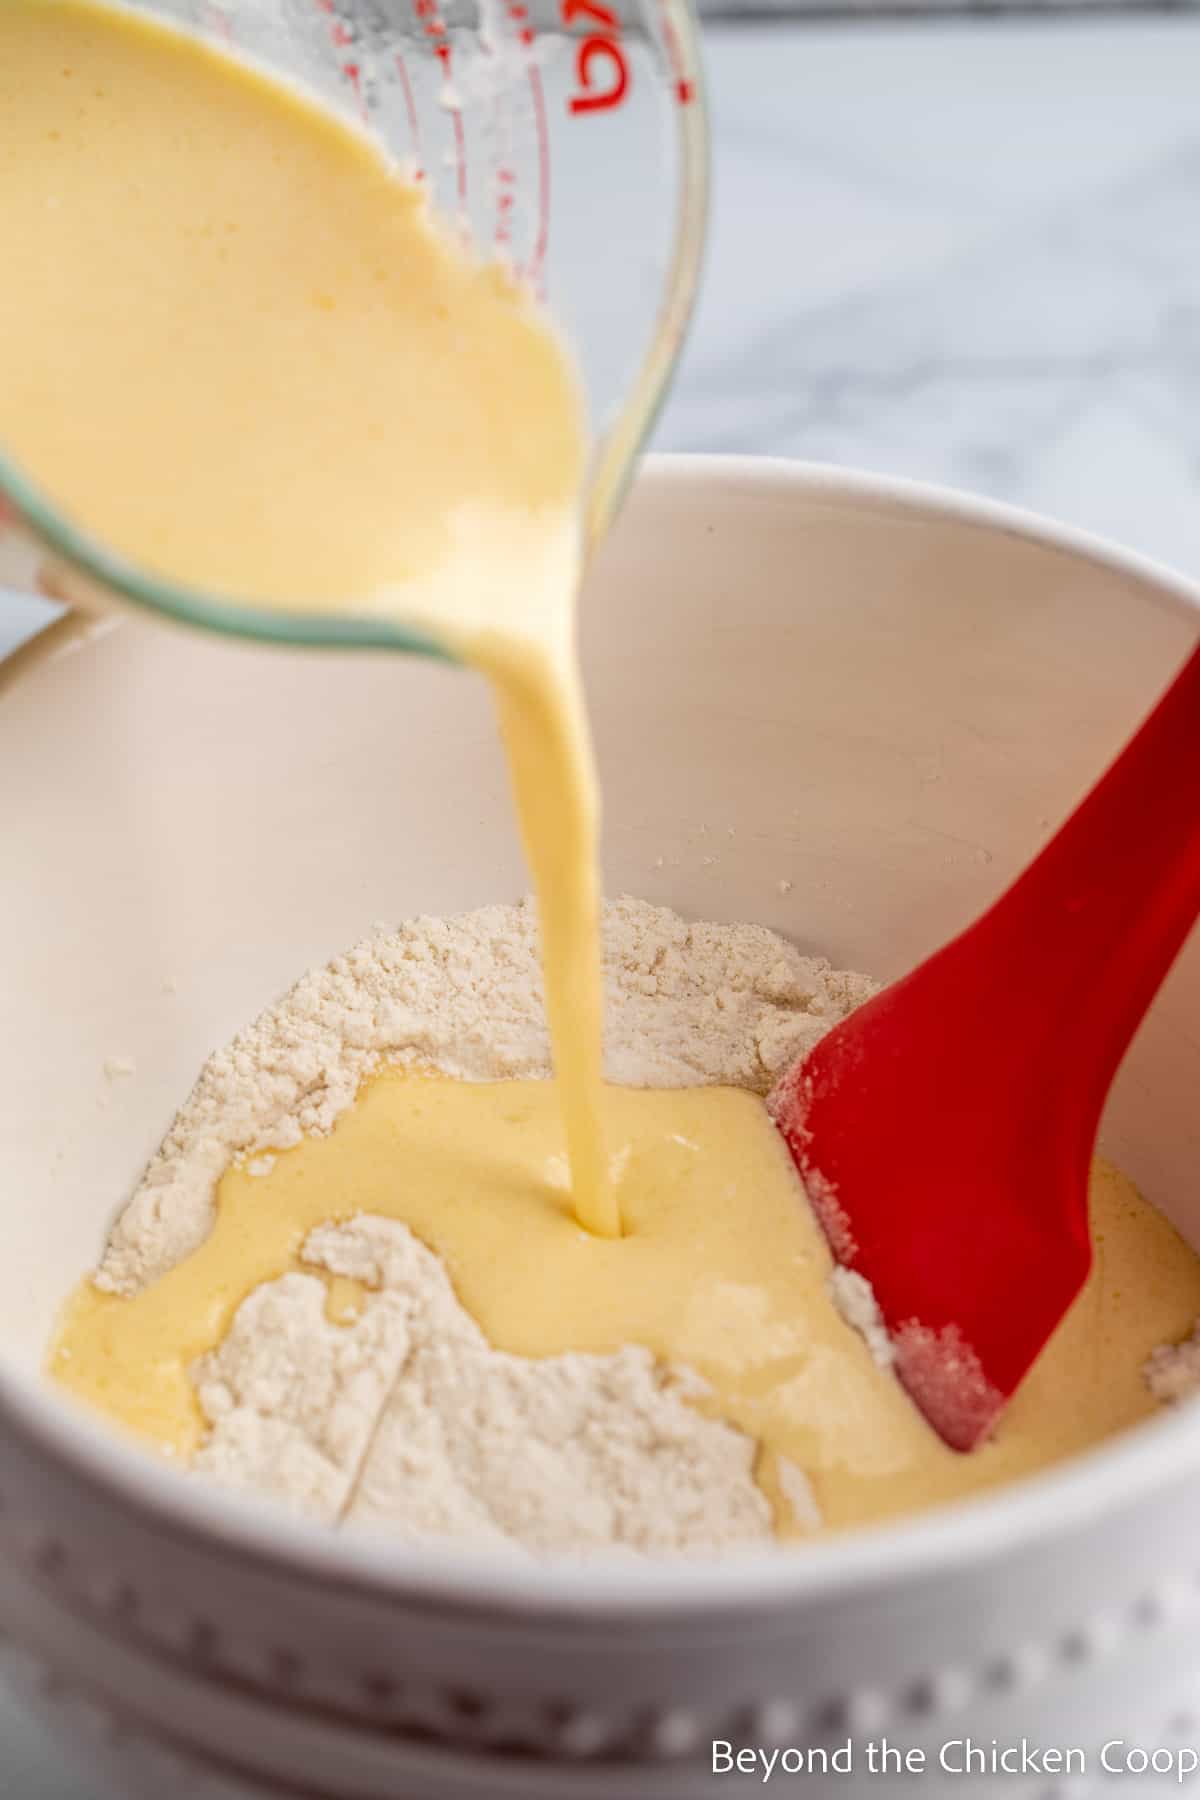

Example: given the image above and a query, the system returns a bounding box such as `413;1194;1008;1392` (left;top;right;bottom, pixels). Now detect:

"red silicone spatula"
769;638;1200;1452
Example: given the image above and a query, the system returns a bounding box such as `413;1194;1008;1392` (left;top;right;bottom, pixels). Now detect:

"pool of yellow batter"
50;1070;1200;1538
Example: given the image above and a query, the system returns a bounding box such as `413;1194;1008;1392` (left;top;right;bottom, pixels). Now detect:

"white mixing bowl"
1;457;1199;1799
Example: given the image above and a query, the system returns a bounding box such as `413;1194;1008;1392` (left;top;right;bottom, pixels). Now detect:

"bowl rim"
4;450;1200;1624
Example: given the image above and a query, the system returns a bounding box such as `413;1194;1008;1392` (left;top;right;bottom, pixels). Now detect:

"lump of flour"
195;1215;774;1554
191;1261;414;1521
828;1268;896;1372
93;897;880;1556
1144;1324;1200;1404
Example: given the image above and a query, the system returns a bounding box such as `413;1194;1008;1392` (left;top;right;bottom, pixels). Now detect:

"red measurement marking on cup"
411;0;467;210
200;2;233;44
490;6;520;251
526;63;551;285
394;52;425;180
312;0;367;117
494;164;515;251
652;0;696;105
448;76;468;211
493;0;550;286
560;0;628;115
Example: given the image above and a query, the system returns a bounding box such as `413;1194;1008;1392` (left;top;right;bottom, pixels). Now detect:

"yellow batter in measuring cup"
0;0;708;630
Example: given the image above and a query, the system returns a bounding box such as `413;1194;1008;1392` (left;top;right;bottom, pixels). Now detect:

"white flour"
829;1267;896;1371
193;1216;773;1553
1144;1325;1200;1404
96;897;880;1554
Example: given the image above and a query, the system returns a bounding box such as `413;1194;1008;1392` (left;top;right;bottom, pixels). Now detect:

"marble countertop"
660;14;1200;575
3;14;1200;1791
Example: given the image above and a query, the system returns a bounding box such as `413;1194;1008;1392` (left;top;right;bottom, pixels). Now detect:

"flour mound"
95;898;880;1557
97;897;878;1297
199;1216;772;1555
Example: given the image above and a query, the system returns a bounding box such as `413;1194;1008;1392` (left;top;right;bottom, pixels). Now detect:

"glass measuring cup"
0;0;707;653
